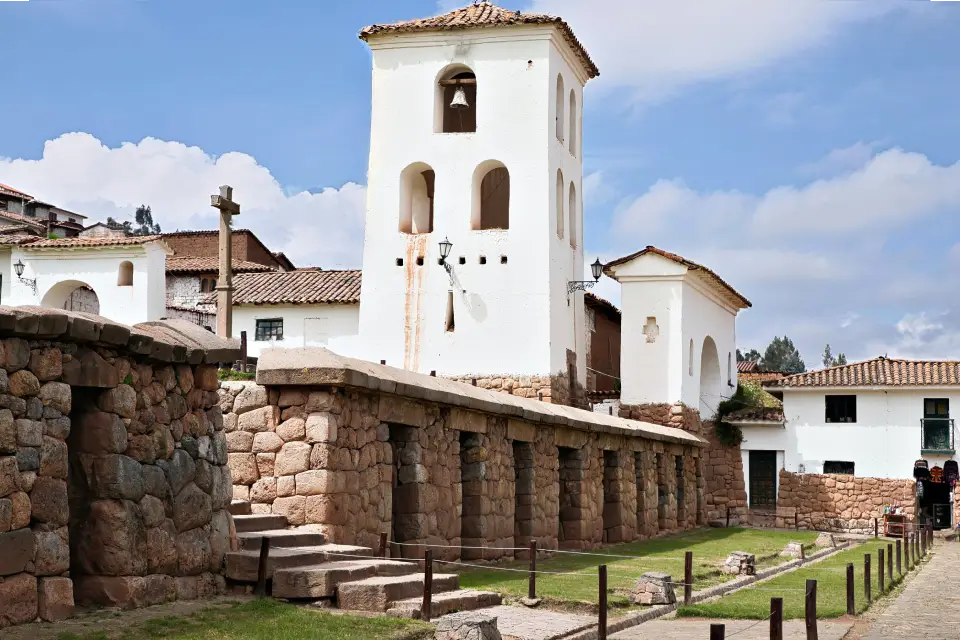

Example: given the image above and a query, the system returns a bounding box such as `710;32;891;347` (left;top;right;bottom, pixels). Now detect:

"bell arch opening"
399;162;436;234
556;169;565;239
555;73;565;141
569;89;578;156
118;261;133;286
568;182;577;248
699;336;721;418
471;161;510;231
42;280;101;314
436;65;476;133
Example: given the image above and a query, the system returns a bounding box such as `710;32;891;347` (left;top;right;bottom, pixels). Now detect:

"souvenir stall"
913;459;957;530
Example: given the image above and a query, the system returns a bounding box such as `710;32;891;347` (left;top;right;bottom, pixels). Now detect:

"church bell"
450;86;469;110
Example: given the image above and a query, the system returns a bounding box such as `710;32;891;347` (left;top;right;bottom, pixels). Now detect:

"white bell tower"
356;3;599;405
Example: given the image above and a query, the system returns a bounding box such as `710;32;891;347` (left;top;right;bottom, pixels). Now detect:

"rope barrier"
389;540;528;552
725;613;772;637
388;539;688;561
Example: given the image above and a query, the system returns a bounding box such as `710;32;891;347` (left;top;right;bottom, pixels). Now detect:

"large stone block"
37;382;71;415
74;575;146;609
295;469;338;495
139;495;166;528
252;431;284;454
74;499;147;577
238;405;278;433
74;411;127;454
3;338;30;372
8;370;40;398
39;436;67;480
9;491;29;530
0;572;38;627
34;526;70;576
61;347;118;388
208;509;232;572
91;454;145;502
173;483;213;532
30;476;68;525
0;410;15;454
435;612;502;640
143;574;176;607
250;477;277;503
38;576;74;622
233;384;268;415
632;572;675;606
166;449;197;495
15;419;42;447
195;365;220;391
175;527;212;576
146;520;178;575
175;365;195;394
305;391;336;412
98;384;138;418
305;413;338;444
211;465;233;511
125;434;157;465
228;453;259;485
273;495;306;525
276;441;311;476
226;430;254;453
0;528;34;577
142;464;169;499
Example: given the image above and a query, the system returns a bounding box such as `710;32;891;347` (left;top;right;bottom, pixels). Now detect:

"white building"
730;357;959;512
0;234;170;326
604;247;752;418
353;3;599;400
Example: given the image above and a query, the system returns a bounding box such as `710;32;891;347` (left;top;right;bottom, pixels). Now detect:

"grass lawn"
456;528;818;609
678;540;907;619
55;599;433;640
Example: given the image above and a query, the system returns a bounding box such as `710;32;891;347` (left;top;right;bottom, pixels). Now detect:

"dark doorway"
460;432;485;559
656;453;666;529
390;425;421;558
558;446;582;544
602;451;621;543
634;452;644;532
748;450;777;510
513;441;534;557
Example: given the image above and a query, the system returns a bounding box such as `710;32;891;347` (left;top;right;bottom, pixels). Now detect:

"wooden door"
749;450;777;510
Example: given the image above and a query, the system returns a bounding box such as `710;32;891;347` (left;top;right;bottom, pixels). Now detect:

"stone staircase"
225;500;501;618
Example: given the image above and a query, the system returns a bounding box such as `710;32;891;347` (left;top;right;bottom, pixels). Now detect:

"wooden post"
240;330;247;371
710;623;725;640
255;536;270;597
528;540;537;600
896;539;902;575
422;550;433;622
864;554;871;603
799;543;806;562
429;370;436;377
683;551;693;606
379;532;388;558
845;563;855;615
598;565;608;640
805;579;818;640
886;543;893;584
874;517;879;538
471;377;477;386
770;597;783;640
210;185;240;339
878;548;885;593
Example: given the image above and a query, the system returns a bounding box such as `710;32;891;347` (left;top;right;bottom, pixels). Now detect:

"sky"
2;0;960;367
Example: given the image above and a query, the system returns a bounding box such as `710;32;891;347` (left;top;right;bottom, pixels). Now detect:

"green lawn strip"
456;528;818;608
677;541;906;620
56;600;433;640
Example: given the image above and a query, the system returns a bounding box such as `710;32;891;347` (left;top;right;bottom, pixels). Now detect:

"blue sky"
3;0;960;366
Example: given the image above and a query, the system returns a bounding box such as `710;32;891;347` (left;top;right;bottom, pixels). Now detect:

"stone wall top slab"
256;347;706;447
0;306;239;365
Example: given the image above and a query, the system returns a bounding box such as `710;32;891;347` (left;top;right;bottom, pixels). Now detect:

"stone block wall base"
38;577;74;622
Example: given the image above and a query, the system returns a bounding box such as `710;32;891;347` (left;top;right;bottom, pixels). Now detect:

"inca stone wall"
446;372;587;409
777;470;916;534
0;306;238;629
225;348;706;558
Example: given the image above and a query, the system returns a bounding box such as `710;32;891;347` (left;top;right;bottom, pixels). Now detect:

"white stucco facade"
235;303;360;358
354;26;592;383
738;389;959;498
2;242;169;326
606;251;746;418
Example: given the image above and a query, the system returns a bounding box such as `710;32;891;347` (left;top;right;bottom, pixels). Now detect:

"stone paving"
441;604;595;640
861;540;960;640
611;619;851;639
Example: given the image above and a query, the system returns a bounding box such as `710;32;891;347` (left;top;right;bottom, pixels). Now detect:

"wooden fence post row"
770;597;784;640
684;551;693;606
864;554;871;603
805;579;818;640
845;562;855;615
598;564;608;640
422;550;433;622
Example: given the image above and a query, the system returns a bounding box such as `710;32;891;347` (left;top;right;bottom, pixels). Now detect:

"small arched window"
118;261;133;287
399;162;435;234
689;339;694;376
556;169;565;239
472;161;510;230
569;89;577;156
555;74;565;141
568;182;577;248
436;66;476;133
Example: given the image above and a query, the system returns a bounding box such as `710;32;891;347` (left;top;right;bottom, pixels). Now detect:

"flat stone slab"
232;514;288;533
230;500;252;516
337;573;459;611
386;589;501;619
236;529;325;551
224;544;373;581
463;605;594;640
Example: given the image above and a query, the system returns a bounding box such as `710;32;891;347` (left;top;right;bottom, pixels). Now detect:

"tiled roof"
217;270;362;305
737;360;759;373
585;292;621;318
726;407;785;423
165;256;277;274
22;235;167;249
272;252;296;271
359;2;599;79
769;357;960;388
162;229;255;238
0;211;46;230
0;234;40;245
0;184;32;199
604;246;752;309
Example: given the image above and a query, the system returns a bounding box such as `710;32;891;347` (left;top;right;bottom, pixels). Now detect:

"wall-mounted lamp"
438;237;464;293
566;258;603;302
13;259;37;294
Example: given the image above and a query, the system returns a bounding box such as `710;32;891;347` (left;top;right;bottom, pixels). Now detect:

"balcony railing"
921;418;955;453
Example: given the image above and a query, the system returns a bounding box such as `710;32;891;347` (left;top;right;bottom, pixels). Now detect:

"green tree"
737;348;762;363
822;344;834;369
761;336;805;374
105;205;161;236
835;353;847;366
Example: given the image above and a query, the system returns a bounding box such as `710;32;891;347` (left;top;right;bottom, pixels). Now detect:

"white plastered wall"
355;26;589;382
234;303;360;358
680;280;738;418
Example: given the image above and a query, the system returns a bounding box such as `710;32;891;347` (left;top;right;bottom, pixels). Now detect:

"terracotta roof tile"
0;234;40;246
165;256;277;274
359;2;599;79
769;357;960;388
726;407;785;422
213;270;362;305
737;360;758;373
0;184;32;199
584;292;620;317
604;246;752;309
23;235;166;249
0;210;46;230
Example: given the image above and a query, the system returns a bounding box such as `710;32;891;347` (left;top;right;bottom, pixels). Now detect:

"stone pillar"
460;431;489;561
657;448;678;531
558;446;587;548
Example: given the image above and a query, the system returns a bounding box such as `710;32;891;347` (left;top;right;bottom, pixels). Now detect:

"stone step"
232;514;288;533
230;500;252;516
236;529;326;551
338;573;460;612
273;559;417;599
225;544;374;582
386;589;502;619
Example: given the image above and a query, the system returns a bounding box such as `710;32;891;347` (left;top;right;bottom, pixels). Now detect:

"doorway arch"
699;336;721;418
41;280;101;314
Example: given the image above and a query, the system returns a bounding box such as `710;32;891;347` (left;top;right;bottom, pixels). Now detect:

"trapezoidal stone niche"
223;347;707;560
0;306;239;629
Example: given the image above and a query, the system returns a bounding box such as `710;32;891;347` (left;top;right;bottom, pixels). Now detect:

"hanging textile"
914;459;930;479
930;465;945;483
944;460;959;487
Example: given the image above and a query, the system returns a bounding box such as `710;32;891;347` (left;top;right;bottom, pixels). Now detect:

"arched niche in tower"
435;64;477;134
569;89;578;156
399;162;435;234
556;168;565;239
568;181;578;248
555;73;565;141
471;160;510;231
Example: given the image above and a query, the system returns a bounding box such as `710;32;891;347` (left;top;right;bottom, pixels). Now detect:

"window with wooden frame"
825;394;856;423
255;318;283;342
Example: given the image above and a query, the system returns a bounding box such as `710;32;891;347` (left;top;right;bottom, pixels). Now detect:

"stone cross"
210;185;240;338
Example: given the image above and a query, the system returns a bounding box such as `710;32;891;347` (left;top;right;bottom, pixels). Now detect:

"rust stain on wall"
403;235;427;371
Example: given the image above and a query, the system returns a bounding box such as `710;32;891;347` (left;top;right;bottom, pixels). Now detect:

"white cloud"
0;133;366;269
528;0;893;103
797;141;884;179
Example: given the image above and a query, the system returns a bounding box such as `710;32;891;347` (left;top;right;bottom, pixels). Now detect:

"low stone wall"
225;348;707;559
777;470;916;534
0;306;238;628
446;372;586;409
